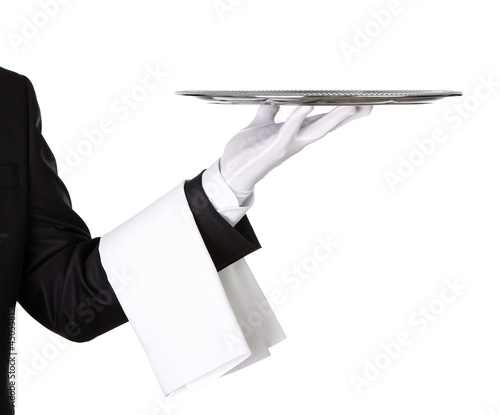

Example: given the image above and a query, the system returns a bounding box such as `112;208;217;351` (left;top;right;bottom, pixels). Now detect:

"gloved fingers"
293;110;347;129
297;106;357;141
301;106;372;126
300;112;332;127
301;105;373;140
248;104;280;127
357;105;374;117
276;105;314;141
328;105;373;131
258;108;327;129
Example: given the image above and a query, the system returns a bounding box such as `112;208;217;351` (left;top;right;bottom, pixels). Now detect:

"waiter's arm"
17;75;260;342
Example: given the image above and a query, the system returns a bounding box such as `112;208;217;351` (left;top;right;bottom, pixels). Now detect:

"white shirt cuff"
201;158;254;227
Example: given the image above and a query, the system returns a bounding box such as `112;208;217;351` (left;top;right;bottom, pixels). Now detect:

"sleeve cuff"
185;169;261;272
201;159;254;227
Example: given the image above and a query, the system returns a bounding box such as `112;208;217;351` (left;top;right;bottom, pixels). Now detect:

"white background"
1;0;499;414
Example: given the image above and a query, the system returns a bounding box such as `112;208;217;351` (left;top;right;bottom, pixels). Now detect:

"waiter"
0;65;371;413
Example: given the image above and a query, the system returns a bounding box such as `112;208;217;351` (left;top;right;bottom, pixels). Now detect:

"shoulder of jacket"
0;66;34;109
0;65;28;83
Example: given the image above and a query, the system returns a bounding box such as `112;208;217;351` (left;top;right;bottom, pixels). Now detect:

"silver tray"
175;90;462;105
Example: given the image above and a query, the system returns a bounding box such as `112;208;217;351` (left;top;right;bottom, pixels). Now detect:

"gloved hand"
219;104;373;204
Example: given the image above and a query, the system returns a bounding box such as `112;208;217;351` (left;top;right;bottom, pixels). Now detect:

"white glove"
219;104;373;204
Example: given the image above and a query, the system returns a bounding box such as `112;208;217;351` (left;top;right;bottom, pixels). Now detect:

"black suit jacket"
0;66;260;414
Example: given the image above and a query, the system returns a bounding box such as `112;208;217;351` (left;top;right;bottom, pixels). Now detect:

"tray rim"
175;89;462;105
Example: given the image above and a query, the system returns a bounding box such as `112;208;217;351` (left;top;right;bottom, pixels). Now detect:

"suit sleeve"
17;76;128;342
